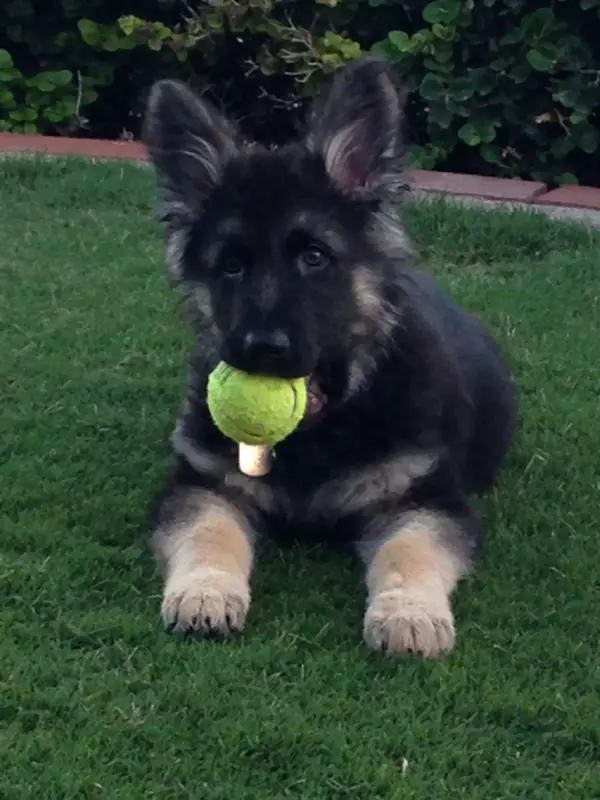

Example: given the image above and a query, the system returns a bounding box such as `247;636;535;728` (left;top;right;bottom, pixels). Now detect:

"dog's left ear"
306;57;405;199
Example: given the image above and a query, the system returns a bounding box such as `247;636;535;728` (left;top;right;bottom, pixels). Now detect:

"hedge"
1;0;600;186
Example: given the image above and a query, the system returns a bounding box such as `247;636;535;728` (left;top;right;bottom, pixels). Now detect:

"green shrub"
1;0;600;186
0;0;124;135
373;0;600;186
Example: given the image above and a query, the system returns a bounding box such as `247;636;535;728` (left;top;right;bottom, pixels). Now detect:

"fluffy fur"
143;57;517;658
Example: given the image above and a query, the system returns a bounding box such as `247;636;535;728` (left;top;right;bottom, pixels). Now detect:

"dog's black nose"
243;329;291;360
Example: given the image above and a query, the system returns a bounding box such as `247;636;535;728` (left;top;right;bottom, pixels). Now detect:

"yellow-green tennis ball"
207;362;308;446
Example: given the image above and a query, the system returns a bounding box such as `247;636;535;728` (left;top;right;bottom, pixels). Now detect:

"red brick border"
409;168;548;203
0;132;148;162
534;185;600;210
3;131;600;211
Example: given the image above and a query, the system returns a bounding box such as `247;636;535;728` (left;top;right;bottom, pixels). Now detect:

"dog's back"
402;270;517;494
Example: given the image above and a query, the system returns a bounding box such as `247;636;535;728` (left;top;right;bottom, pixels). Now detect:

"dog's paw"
363;587;455;659
161;567;250;636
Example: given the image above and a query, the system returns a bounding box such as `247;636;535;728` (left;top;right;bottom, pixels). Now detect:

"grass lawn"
1;157;599;799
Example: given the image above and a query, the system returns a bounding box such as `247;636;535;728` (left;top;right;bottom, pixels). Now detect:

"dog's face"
144;58;409;409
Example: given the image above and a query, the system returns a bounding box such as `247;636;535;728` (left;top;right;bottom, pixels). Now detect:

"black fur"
142;57;517;655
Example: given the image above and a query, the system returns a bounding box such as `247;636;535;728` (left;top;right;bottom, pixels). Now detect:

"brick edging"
0;132;148;162
2;132;600;211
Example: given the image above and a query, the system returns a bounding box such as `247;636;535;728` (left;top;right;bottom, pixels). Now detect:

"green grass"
1;157;599;799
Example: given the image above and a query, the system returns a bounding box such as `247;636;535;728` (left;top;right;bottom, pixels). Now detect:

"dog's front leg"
358;508;477;659
152;486;256;636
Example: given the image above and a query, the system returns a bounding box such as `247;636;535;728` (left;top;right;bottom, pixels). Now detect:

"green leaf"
550;136;576;159
78;19;101;47
423;0;461;25
423;56;453;73
510;63;532;83
428;99;453;128
118;14;142;36
526;48;556;72
478;120;498;143
554;172;578;185
434;41;454;62
580;0;600;9
448;77;474;102
25;88;45;106
563;35;592;69
0;49;14;70
520;8;556;36
431;23;455;41
371;39;401;61
573;122;600;154
388;30;410;51
35;80;57;93
489;57;509;72
81;88;99;105
458;122;482;146
458;119;497;147
0;68;19;82
469;67;497;95
570;111;589;124
50;70;73;87
43;106;66;123
102;33;125;52
479;144;502;164
407;143;448;170
500;29;522;45
419;73;445;100
554;88;579;109
31;70;73;89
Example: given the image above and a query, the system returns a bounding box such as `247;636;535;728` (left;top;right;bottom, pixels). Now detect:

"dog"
142;57;517;658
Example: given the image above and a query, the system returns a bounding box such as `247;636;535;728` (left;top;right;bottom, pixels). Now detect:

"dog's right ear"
143;80;238;225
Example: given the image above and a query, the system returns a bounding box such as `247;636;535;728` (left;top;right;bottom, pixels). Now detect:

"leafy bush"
1;0;600;186
373;0;600;185
0;0;122;135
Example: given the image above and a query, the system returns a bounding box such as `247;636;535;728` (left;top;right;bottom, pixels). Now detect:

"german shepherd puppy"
143;57;517;658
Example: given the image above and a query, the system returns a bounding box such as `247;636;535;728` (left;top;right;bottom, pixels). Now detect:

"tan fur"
347;264;400;394
307;451;436;520
164;228;188;282
171;421;277;515
351;265;397;336
224;471;277;515
171;421;227;477
370;206;415;260
158;494;253;634
363;512;467;658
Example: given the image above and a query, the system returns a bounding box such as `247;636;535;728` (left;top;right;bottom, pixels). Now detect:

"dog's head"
144;57;411;410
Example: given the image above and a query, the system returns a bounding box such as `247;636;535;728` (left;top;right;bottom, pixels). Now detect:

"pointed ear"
306;57;405;199
143;80;238;225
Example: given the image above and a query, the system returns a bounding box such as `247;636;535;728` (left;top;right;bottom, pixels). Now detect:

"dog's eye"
222;257;244;278
301;247;329;272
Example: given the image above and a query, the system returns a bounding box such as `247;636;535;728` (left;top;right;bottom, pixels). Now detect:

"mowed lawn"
1;157;599;799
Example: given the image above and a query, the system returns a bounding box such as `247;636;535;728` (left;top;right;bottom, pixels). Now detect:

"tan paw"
161;567;250;636
363;588;455;659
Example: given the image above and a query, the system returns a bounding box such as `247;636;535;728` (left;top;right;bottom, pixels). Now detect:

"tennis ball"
207;362;308;446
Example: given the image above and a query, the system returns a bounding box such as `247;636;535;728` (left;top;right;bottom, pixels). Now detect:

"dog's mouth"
306;375;327;418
